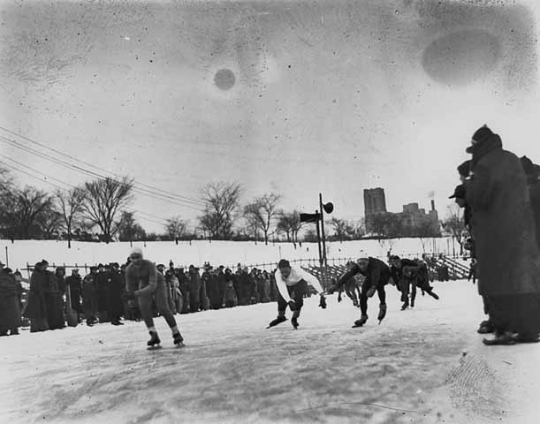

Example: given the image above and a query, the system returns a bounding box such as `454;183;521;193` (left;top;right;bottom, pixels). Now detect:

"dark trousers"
359;278;387;316
277;280;307;317
400;278;417;305
138;284;178;330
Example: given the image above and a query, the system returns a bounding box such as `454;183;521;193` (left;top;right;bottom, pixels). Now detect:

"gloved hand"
337;295;342;303
319;294;327;309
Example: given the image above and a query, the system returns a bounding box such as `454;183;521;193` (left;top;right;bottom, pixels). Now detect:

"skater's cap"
130;247;143;258
449;184;466;199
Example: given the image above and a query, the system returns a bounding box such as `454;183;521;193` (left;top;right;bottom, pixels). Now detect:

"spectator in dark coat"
204;266;221;310
188;265;201;313
521;156;540;250
465;125;540;345
0;264;21;336
82;267;98;326
222;268;238;308
23;261;50;332
46;270;65;330
176;268;190;314
107;263;124;325
65;269;82;318
96;264;110;322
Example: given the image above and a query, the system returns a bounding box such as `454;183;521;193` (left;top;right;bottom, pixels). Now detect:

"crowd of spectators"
0;258;287;335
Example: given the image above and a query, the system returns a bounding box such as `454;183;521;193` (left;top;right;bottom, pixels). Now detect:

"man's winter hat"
130;247;143;258
157;263;165;269
457;160;471;178
278;259;291;269
449;184;466;199
466;125;496;153
472;125;494;143
389;255;401;261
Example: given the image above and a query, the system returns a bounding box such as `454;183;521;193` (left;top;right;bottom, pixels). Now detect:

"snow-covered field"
1;237;461;275
2;281;539;424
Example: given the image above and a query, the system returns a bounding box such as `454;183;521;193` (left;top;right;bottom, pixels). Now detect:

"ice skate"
401;301;409;311
173;332;185;348
267;316;287;329
147;331;161;349
427;289;439;300
291;317;299;329
352;315;368;328
483;331;515;346
377;303;387;324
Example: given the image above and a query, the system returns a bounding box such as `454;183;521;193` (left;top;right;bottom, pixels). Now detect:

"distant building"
363;187;440;236
364;188;387;232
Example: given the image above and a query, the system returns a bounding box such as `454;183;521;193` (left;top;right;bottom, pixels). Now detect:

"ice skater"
125;247;184;348
329;257;391;327
336;262;362;307
267;259;327;330
389;255;439;310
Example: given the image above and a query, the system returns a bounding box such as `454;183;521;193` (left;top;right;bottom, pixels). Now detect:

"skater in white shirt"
267;259;327;329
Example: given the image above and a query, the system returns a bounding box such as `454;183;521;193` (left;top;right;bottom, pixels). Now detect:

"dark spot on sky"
214;69;236;90
422;29;501;86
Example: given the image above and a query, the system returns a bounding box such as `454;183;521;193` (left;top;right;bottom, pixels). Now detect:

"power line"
0;158;174;228
0;126;206;207
0;135;205;212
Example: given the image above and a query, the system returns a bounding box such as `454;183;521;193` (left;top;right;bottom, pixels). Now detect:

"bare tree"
0;165;17;239
441;205;466;254
81;177;134;242
198;181;242;239
10;186;54;239
36;207;63;239
56;187;85;248
165;216;188;241
117;211;146;242
276;210;303;244
329;217;355;241
243;193;281;245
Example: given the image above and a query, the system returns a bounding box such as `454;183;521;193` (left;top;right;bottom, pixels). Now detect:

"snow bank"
1;237;461;274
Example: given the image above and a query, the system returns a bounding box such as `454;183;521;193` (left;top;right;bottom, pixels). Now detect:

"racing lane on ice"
2;281;540;424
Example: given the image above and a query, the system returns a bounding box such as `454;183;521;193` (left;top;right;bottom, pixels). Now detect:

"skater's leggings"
138;284;177;330
277;280;307;317
359;278;387;316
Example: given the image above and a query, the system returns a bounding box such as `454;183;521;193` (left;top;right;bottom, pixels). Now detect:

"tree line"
0;166;464;246
0;169;365;245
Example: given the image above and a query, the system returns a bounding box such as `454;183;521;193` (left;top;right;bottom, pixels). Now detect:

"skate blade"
175;342;186;348
147;345;162;350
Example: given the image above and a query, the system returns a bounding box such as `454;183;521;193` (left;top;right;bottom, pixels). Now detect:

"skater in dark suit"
267;259;326;330
389;256;439;310
125;247;184;348
329;257;390;327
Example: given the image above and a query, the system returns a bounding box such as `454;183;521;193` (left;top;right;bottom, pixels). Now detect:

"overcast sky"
1;0;539;233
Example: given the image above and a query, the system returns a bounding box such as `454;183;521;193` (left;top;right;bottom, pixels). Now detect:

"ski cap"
130;247;143;258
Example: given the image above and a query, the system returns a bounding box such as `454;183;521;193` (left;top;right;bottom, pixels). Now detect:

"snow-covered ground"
1;237;462;275
2;280;539;424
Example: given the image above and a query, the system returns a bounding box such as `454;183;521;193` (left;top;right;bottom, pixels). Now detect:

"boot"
401;301;409;311
147;331;161;347
377;303;387;324
173;332;185;347
477;320;495;334
267;316;287;328
291;317;299;329
352;315;368;328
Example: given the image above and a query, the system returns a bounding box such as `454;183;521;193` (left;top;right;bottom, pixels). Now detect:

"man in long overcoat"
465;125;540;344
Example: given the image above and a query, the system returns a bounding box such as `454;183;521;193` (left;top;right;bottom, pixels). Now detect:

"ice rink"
2;280;540;424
